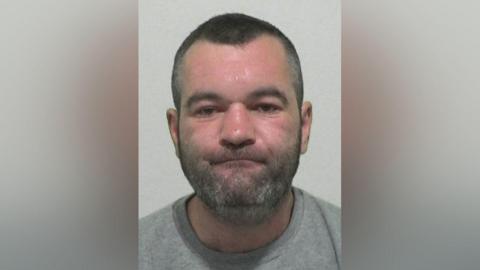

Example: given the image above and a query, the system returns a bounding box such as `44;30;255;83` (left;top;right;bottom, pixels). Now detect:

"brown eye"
195;107;217;117
256;104;280;114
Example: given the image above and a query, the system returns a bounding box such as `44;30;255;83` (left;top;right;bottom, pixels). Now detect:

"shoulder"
139;201;184;270
139;204;176;248
308;192;340;230
140;204;174;233
295;187;341;258
296;187;340;227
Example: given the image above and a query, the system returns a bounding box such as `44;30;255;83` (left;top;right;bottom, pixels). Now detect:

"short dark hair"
171;13;303;111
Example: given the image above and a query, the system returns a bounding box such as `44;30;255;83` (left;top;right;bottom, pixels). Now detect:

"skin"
167;35;312;253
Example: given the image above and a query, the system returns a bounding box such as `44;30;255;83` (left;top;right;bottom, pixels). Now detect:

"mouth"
210;158;264;167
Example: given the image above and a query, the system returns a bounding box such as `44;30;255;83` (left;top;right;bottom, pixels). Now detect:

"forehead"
181;35;294;103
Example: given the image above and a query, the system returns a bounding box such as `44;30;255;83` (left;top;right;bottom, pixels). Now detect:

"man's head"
167;13;312;226
172;13;303;111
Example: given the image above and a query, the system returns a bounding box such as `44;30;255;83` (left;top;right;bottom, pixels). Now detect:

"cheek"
254;117;298;147
179;120;219;150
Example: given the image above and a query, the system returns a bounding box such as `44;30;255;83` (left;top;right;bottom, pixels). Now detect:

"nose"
220;103;255;149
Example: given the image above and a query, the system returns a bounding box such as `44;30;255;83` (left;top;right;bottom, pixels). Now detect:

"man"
140;13;340;269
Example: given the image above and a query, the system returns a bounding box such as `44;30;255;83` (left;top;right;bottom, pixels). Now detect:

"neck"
187;189;294;253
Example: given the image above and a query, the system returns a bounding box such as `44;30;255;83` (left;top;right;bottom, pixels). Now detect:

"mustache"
206;149;267;164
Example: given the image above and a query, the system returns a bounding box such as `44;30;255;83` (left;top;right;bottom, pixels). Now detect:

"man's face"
167;35;312;225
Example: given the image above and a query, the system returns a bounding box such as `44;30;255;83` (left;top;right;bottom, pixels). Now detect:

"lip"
211;159;262;166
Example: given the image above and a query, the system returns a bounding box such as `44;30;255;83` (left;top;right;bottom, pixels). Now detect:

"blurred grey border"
1;1;137;270
343;0;480;269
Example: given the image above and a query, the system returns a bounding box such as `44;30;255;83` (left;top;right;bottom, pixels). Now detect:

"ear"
300;102;312;154
167;108;180;158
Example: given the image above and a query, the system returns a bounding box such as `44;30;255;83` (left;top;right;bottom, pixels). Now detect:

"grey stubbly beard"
178;132;301;226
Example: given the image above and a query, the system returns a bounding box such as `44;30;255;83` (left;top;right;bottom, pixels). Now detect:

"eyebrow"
247;87;289;106
186;92;223;109
185;86;289;109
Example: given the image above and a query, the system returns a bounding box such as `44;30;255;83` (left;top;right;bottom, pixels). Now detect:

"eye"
195;107;218;117
255;104;280;114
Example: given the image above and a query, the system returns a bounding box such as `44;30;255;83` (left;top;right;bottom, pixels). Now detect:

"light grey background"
140;0;341;218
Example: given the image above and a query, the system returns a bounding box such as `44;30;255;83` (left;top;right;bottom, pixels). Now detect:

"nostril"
220;104;256;146
221;139;255;150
